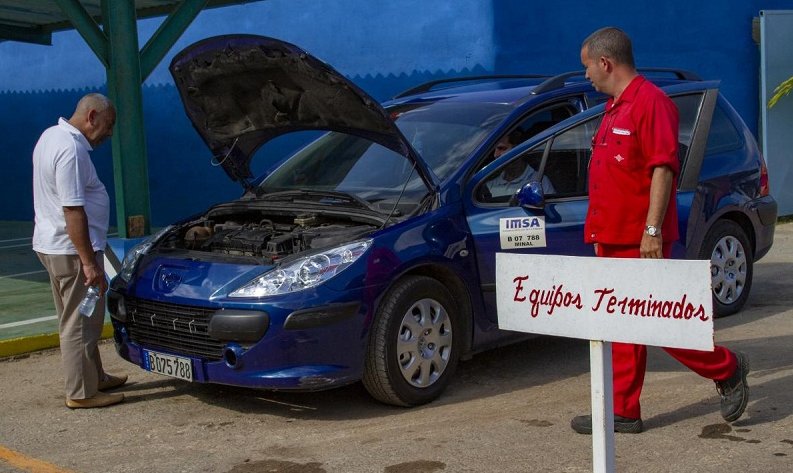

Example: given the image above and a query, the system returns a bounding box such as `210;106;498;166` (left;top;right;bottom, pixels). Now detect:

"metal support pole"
590;340;615;473
102;0;151;237
140;0;209;81
54;0;109;67
56;1;235;237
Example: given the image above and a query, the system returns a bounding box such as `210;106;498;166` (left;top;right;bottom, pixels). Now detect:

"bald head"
73;93;114;117
68;93;116;148
581;27;635;69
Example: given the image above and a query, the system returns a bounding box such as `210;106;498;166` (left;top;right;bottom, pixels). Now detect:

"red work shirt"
585;75;680;245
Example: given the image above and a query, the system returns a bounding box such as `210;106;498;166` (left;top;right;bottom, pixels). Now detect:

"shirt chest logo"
614;154;624;163
612;127;632;136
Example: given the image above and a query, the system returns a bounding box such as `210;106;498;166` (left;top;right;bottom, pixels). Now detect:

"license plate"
142;349;193;382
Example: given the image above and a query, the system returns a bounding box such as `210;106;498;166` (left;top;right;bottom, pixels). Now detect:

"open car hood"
170;34;434;188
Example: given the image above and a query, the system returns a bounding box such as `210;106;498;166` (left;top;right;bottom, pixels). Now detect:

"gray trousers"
36;252;105;400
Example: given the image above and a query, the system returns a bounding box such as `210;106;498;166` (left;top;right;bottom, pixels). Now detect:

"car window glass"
259;132;428;212
251;130;325;179
670;93;704;168
480;102;577;170
392;102;512;180
704;103;743;155
476;103;578;204
517;104;577;139
587;94;609;107
478;143;547;203
542;115;603;198
478;114;602;204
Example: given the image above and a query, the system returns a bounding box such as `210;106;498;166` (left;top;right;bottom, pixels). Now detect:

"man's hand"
643;165;674;259
640;233;663;258
82;260;107;293
64;205;106;292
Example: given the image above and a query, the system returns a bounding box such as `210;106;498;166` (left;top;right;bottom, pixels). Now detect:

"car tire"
363;275;460;406
698;220;753;318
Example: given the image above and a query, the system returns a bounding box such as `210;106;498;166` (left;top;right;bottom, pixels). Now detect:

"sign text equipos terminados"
496;253;713;351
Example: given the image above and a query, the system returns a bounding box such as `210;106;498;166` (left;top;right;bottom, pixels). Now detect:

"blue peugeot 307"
108;35;777;406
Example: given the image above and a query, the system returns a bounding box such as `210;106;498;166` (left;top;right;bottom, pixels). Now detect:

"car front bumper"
108;288;369;391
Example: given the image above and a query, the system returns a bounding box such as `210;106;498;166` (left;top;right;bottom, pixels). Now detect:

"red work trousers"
596;243;738;419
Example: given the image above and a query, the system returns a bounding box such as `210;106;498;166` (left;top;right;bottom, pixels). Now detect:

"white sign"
499;216;547;249
496;253;713;351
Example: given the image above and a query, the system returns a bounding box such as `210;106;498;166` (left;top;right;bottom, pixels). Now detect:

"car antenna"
380;161;416;230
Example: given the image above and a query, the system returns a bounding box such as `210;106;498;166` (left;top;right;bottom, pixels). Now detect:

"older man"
33;93;127;409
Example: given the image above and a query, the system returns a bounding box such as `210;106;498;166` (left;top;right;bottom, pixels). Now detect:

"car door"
464;109;602;327
463;82;715;328
662;83;719;259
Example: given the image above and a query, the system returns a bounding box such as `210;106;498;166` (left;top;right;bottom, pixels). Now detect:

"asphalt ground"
0;222;792;473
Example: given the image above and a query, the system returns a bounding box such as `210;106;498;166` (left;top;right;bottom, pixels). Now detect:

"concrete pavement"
0;222;792;473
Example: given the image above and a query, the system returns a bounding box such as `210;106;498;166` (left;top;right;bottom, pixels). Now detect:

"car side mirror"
512;180;545;209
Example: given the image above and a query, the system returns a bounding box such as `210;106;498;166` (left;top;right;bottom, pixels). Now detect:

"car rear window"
705;103;743;155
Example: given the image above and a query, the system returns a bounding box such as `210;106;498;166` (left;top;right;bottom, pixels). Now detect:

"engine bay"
162;211;376;263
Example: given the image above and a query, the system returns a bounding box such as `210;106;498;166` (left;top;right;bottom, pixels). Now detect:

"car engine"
165;211;376;263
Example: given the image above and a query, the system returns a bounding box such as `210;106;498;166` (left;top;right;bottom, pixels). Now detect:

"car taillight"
760;162;770;197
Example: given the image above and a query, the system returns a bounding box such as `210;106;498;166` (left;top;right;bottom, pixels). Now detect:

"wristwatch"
645;225;660;237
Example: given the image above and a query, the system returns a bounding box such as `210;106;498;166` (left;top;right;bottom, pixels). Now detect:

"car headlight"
117;226;174;282
229;239;372;298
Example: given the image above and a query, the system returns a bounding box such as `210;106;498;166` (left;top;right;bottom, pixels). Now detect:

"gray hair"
582;27;635;69
75;93;114;115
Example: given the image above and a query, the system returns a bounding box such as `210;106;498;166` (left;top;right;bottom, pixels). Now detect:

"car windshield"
391;101;511;178
256;101;511;213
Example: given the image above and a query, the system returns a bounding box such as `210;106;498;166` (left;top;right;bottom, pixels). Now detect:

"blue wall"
0;0;789;226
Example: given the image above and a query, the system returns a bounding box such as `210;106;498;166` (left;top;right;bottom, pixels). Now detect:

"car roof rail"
638;68;702;81
393;74;549;99
530;71;584;95
530;68;702;95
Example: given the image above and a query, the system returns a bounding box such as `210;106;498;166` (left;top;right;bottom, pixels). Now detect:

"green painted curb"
0;324;113;358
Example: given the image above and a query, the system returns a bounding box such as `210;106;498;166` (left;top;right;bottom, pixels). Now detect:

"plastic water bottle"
78;286;100;317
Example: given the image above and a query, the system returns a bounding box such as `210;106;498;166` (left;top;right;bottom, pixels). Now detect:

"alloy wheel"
396;298;453;388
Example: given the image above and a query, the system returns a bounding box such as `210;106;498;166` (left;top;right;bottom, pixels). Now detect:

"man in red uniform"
571;27;749;434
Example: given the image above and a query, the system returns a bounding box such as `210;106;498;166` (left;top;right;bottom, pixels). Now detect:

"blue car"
108;35;777;406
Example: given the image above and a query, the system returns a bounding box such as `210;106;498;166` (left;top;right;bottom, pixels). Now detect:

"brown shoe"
66;392;124;409
99;373;128;391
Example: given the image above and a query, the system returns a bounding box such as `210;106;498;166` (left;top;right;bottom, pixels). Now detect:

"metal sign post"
590;340;615;473
495;253;713;472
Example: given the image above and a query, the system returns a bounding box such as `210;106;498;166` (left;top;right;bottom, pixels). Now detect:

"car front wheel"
363;275;460;406
699;220;753;318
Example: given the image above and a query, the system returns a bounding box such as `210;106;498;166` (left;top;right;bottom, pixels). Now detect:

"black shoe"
570;415;643;434
716;352;750;422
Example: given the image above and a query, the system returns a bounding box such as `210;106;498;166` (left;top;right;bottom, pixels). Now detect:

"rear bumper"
753;196;778;227
751;196;777;261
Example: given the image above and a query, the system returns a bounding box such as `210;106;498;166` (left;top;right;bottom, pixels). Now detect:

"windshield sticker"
499;217;547;249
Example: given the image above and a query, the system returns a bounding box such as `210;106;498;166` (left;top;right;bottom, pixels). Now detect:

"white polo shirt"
32;118;110;254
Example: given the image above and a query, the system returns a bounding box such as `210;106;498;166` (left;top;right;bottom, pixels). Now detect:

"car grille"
126;298;224;360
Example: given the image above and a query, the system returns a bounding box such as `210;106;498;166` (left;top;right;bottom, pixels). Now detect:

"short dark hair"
582;27;635;69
